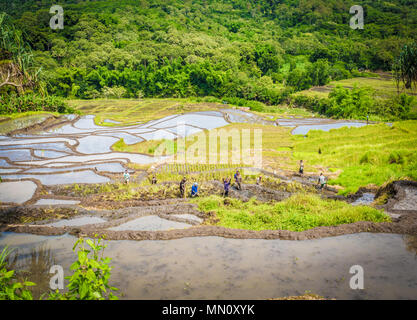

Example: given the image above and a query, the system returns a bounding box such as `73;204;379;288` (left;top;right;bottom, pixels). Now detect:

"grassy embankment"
293;121;417;195
191;193;390;231
0;112;61;135
294;75;417;101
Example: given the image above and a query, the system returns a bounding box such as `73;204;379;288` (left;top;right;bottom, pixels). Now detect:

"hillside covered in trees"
1;0;416;108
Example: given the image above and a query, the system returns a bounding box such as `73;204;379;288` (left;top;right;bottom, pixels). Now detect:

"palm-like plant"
393;42;417;92
0;12;41;93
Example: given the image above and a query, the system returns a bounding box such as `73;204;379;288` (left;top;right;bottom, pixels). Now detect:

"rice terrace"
0;0;417;304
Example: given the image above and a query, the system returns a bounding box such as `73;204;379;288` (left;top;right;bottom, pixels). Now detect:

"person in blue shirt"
234;170;242;190
223;177;231;197
190;182;199;197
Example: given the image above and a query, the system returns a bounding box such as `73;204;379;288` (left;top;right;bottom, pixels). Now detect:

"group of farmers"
178;169;243;198
121;160;327;198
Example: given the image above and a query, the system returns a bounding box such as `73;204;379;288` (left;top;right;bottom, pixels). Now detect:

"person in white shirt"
299;160;304;175
318;172;326;190
123;170;130;184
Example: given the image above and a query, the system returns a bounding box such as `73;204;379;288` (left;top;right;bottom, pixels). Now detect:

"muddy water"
1;170;109;185
352;193;375;206
292;122;367;135
45;216;106;227
24;162;127;174
1;232;416;300
172;214;203;223
35;199;80;206
0;181;37;204
0;149;37;161
0;142;73;153
108;216;192;231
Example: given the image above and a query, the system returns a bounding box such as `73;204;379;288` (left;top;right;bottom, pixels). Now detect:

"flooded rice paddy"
0;111;373;200
1;110;410;300
34;199;81;206
0;232;416;299
0;181;37;204
276;118;368;135
45;216;106;227
107;215;192;231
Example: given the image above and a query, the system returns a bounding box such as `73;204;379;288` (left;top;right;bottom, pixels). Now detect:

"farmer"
256;175;262;185
190;182;199;197
123;170;130;184
223;177;231;197
234;170;242;190
151;175;157;184
299;160;304;175
179;177;187;198
317;172;326;190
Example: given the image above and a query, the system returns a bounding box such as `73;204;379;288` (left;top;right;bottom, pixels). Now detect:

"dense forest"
0;0;416;117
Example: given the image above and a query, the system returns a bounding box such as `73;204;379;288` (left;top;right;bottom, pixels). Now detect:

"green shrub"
0;92;73;114
47;236;119;300
0;246;35;300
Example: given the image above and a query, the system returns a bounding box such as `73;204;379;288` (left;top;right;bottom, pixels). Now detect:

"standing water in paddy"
1;232;417;300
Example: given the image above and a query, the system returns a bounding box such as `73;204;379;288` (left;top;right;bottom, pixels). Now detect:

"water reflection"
3;244;56;299
1;232;417;299
403;235;417;257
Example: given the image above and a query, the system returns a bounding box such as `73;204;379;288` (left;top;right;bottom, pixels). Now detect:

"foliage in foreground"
192;193;390;232
48;237;118;300
0;246;35;300
0;237;118;300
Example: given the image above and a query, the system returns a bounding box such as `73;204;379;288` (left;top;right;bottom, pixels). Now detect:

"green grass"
252;105;314;120
0;111;59;121
191;193;390;231
293;121;417;194
294;74;416;102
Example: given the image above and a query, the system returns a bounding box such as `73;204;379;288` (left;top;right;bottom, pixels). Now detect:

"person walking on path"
151;175;157;184
317;172;326;190
190;182;199;197
123;170;130;184
223;177;231;197
179;177;187;198
299;160;304;175
234;170;242;190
